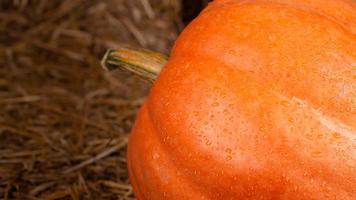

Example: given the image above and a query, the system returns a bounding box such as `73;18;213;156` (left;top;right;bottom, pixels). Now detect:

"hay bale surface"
0;0;180;199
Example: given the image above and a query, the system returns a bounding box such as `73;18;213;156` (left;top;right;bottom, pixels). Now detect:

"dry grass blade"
29;182;56;196
63;138;128;174
0;124;43;141
101;180;132;190
31;40;85;62
140;0;155;19
122;18;148;47
0;150;43;158
0;95;41;105
39;189;71;200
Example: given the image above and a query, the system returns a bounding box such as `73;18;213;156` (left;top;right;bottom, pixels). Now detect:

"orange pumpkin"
123;0;355;199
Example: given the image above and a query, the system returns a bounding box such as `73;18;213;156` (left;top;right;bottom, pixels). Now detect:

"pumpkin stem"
101;48;168;82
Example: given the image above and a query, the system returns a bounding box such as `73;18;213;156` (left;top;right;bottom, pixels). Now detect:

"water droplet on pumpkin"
279;100;290;106
332;132;341;139
259;126;268;131
226;155;232;161
205;140;212;146
225;148;232;153
212;102;219;107
312;151;323;157
288;117;294;123
153;153;160;160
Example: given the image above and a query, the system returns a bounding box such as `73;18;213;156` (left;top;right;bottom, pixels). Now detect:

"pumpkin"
103;0;356;199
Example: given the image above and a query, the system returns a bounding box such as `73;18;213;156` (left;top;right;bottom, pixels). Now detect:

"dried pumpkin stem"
101;48;168;82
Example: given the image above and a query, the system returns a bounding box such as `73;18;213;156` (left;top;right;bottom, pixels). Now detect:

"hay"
0;0;180;199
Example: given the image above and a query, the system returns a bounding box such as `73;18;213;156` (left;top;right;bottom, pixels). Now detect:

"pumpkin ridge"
275;94;356;141
130;105;211;199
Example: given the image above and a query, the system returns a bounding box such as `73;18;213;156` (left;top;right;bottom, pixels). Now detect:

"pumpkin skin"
127;0;356;199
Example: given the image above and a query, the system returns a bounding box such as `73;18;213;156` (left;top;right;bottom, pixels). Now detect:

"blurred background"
0;0;210;199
